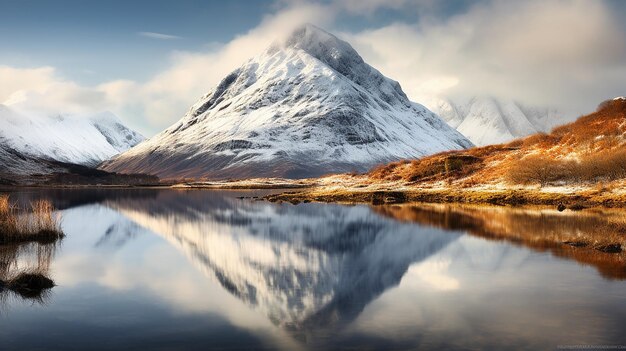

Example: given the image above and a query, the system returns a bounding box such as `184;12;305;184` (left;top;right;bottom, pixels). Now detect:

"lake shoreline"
263;186;626;210
4;177;626;210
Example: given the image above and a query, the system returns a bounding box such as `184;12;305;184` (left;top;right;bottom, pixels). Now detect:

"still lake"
1;188;625;351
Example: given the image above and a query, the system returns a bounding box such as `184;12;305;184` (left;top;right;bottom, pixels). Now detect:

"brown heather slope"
265;98;626;207
370;97;626;186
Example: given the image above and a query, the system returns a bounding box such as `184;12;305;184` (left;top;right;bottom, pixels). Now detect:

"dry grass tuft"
0;195;64;245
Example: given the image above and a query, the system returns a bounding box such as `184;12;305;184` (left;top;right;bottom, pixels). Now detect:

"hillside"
100;24;471;180
370;97;626;187
0;105;150;185
0;105;144;174
265;98;626;208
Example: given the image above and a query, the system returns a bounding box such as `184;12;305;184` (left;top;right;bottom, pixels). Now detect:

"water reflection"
375;204;626;279
0;241;58;305
104;191;460;341
1;189;625;350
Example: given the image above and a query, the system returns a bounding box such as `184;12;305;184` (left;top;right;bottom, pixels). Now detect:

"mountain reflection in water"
1;188;625;351
105;191;460;339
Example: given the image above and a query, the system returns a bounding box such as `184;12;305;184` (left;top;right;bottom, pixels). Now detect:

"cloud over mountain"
2;0;625;136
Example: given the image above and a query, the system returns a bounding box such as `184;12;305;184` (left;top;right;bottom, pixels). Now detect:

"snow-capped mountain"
426;97;566;146
0;104;144;175
101;24;472;180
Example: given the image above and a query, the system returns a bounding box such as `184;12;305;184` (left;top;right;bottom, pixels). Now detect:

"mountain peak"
283;23;350;53
102;26;471;180
268;24;370;80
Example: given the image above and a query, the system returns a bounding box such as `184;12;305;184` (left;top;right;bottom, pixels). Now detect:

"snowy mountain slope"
0;104;144;173
0;140;64;181
101;24;472;180
426;97;566;146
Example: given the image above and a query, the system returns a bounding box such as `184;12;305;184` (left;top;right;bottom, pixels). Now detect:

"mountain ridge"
426;96;566;146
0;104;144;177
101;24;472;180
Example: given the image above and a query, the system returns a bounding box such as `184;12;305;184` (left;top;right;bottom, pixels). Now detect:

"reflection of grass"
0;195;64;244
0;242;58;307
375;204;626;280
4;271;55;299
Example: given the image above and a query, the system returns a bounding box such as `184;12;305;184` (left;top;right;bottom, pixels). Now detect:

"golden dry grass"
0;195;64;244
365;98;626;189
266;186;626;209
506;149;626;186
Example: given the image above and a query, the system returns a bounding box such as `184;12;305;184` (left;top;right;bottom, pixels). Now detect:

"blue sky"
1;0;625;136
0;0;477;84
0;0;275;84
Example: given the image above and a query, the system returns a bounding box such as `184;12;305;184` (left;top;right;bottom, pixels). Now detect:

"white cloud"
342;0;626;117
2;0;625;136
1;65;108;115
334;0;411;15
1;2;333;135
138;31;182;40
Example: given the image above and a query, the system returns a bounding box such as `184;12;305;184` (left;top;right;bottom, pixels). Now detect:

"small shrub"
507;149;626;187
578;149;626;182
507;156;570;187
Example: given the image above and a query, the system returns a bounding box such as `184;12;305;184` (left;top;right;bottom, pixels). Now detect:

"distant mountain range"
100;24;472;180
0;104;144;179
425;97;568;146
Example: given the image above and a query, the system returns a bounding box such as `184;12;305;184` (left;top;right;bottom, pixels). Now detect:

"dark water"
1;188;625;351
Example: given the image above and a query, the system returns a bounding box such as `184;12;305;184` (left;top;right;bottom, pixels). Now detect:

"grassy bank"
0;195;64;244
266;188;626;279
264;185;626;209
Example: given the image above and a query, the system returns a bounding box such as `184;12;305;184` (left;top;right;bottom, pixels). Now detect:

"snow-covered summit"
0;104;144;170
101;24;472;179
275;24;409;104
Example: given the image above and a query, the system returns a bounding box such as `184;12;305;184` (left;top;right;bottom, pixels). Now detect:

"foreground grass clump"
0;195;64;244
